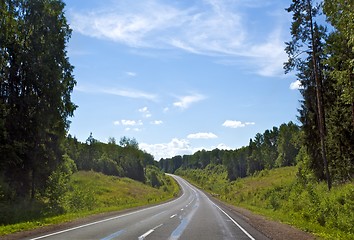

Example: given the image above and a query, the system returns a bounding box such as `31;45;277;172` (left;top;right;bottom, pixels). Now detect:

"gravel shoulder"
210;195;317;240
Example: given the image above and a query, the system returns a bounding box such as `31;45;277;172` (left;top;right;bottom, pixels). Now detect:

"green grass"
0;171;179;236
176;165;354;240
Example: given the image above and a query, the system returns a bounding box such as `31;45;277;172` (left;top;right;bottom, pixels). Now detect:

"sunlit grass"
0;171;179;236
177;165;354;240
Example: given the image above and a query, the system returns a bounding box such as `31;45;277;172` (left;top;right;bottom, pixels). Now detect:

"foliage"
0;0;76;199
64;134;148;182
284;0;354;186
0;170;179;236
285;0;332;190
161;121;300;181
177;166;354;239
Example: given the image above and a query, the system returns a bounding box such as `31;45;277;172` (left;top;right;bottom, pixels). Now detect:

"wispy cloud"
222;120;255;128
69;0;288;77
126;71;137;77
187;132;218;139
75;84;157;101
173;93;206;110
102;88;157;100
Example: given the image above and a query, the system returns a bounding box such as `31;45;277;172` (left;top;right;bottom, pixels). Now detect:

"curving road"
26;175;268;240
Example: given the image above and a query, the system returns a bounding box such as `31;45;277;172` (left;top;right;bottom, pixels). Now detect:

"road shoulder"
207;193;317;240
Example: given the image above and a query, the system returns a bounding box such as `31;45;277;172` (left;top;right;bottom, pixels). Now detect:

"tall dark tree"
323;0;354;180
0;0;76;199
285;0;332;190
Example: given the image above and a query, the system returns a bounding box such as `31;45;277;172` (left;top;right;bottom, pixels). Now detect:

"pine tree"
285;0;332;189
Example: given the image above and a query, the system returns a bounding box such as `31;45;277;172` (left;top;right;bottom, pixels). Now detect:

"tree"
285;0;332;190
323;0;354;180
276;122;300;167
0;0;76;199
119;136;139;149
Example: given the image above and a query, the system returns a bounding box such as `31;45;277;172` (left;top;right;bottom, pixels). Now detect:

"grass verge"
0;170;179;236
176;165;354;240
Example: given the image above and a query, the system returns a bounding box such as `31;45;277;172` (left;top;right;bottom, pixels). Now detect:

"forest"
0;0;353;232
159;122;302;180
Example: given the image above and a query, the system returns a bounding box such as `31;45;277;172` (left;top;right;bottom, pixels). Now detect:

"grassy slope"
0;171;179;235
176;165;354;240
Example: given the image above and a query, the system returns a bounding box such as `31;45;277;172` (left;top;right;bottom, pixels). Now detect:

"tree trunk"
307;0;332;190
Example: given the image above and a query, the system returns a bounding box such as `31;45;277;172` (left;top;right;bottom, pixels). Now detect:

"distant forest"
159;122;303;180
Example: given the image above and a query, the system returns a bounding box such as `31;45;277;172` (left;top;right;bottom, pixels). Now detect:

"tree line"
159;122;301;181
64;134;156;183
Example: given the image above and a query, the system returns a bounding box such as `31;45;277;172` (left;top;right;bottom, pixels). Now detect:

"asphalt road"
25;175;269;240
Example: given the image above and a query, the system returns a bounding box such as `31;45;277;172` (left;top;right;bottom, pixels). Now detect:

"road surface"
25;175;268;240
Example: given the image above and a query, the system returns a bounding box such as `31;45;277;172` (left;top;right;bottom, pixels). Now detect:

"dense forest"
161;0;354;188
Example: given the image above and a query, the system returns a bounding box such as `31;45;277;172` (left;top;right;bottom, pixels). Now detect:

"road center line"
138;229;154;240
138;224;163;240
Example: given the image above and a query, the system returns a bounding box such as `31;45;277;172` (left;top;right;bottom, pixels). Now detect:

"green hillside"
0;170;179;236
176;165;354;240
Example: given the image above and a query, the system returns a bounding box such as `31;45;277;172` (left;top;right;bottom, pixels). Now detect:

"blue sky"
64;0;302;160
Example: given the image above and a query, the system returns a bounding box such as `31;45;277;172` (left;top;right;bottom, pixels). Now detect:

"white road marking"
29;178;186;240
138;229;154;240
138;224;163;240
170;214;177;219
180;208;184;211
210;200;255;240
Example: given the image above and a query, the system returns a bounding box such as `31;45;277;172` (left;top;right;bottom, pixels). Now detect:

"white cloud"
138;107;152;118
140;138;236;160
173;94;206;109
140;138;193;160
75;84;157;101
187;132;218;139
222;120;255;128
151;120;163;125
69;0;288;77
114;119;143;126
290;80;303;90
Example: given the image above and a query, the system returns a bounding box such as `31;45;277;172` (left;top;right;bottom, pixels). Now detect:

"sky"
64;0;302;160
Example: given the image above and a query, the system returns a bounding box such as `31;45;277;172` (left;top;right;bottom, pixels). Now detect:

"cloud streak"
69;0;288;77
222;120;255;128
173;93;206;109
